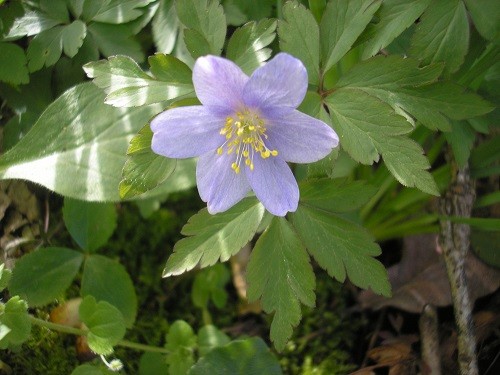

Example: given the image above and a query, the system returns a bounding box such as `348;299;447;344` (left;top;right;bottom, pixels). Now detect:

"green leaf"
5;10;60;39
0;296;31;349
89;0;156;23
63;199;117;252
166;320;197;375
183;28;213;59
79;296;126;355
139;352;170;375
471;230;500;268
290;206;391;296
226;19;277;75
198;325;230;356
247;217;315;351
87;22;144;63
9;248;83;307
464;0;500;42
0;83;161;201
358;0;431;59
61;20;87;57
0;264;12;292
163;198;265;277
320;0;381;72
119;124;177;199
84;54;193;107
152;0;179;54
326;88;438;195
410;0;469;75
226;0;274;21
0;42;28;85
189;337;282;375
175;0;226;55
335;56;493;131
445;120;475;168
279;1;320;84
299;179;377;212
191;264;230;309
81;255;137;327
71;364;112;375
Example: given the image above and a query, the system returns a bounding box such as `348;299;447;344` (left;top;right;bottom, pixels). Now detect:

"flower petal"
264;110;339;163
197;151;251;214
151;106;225;158
246;156;299;216
243;53;308;116
193;55;249;113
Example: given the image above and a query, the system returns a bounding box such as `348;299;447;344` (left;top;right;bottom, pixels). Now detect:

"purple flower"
151;53;339;216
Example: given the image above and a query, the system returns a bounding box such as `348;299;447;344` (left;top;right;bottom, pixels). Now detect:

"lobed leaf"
0;296;31;349
0;42;29;85
247;218;315;351
163;198;265;277
166;320;197;374
152;0;179;54
464;0;500;42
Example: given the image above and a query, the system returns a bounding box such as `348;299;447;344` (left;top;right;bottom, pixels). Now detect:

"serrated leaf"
0;42;29;85
320;0;381;72
0;264;12;292
119;124;177;199
191;264;230;309
0;296;31;349
0;83;161;201
326;88;438;195
9;248;83;307
335;56;493;131
291;206;391;296
164;198;265;277
89;0;156;23
5;10;60;39
62;20;87;57
359;0;431;58
189;337;282;375
84;54;193;107
81;255;137;327
198;325;230;356
87;22;144;62
166;320;197;374
410;0;469;75
445;120;475;168
183;28;213;59
175;0;226;55
279;1;320;84
226;19;277;75
247;218;315;351
152;0;179;54
299;179;377;212
62;199;117;252
79;296;126;355
464;0;500;42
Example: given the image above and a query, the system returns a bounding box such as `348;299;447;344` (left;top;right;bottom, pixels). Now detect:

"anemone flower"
151;53;339;216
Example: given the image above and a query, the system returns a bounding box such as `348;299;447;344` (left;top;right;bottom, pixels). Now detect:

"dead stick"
419;304;441;375
438;156;478;375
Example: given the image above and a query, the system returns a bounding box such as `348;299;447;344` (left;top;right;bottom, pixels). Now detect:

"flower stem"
29;316;170;355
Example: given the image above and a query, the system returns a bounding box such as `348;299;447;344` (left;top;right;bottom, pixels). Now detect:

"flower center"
216;110;278;174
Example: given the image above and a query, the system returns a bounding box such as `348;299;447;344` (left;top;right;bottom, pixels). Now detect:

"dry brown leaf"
359;235;500;313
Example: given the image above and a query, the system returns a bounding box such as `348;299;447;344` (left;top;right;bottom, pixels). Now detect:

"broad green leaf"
84;54;193;107
87;22;144;63
71;364;112;375
0;296;31;349
166;320;197;375
308;0;327;23
189;337;282;375
226;0;274;21
39;0;70;23
5;10;60;39
291;206;391;296
191;264;230;309
247;218;315;351
299;179;377;212
445;120;475;168
163;198;265;277
0;264;11;292
472;230;500;268
61;20;86;57
81;255;137;327
464;0;500;42
410;0;469;75
198;325;230;356
0;42;28;85
79;296;126;355
63;199;117;252
183;28;213;59
227;19;277;75
175;0;226;55
326;89;438;195
89;0;156;23
335;56;493;131
359;0;431;58
9;247;83;307
0;83;161;201
152;0;179;54
320;0;381;72
279;1;320;84
119;124;177;199
139;352;170;375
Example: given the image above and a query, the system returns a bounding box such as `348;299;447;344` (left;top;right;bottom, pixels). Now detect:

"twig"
360;307;386;368
438;155;478;375
419;304;441;375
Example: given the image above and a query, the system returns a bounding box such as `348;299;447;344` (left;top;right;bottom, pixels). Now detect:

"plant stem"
438;154;478;375
29;316;170;355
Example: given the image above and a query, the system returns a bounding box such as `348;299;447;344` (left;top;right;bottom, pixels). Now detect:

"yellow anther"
217;147;223;155
271;150;278;156
245;159;251;166
235;121;242;127
249;125;255;131
263;150;271;158
231;162;238;170
237;128;244;136
250;163;254;171
243;150;249;157
226;133;232;139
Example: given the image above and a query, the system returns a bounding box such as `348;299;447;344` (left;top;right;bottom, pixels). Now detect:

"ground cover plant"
0;0;499;374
